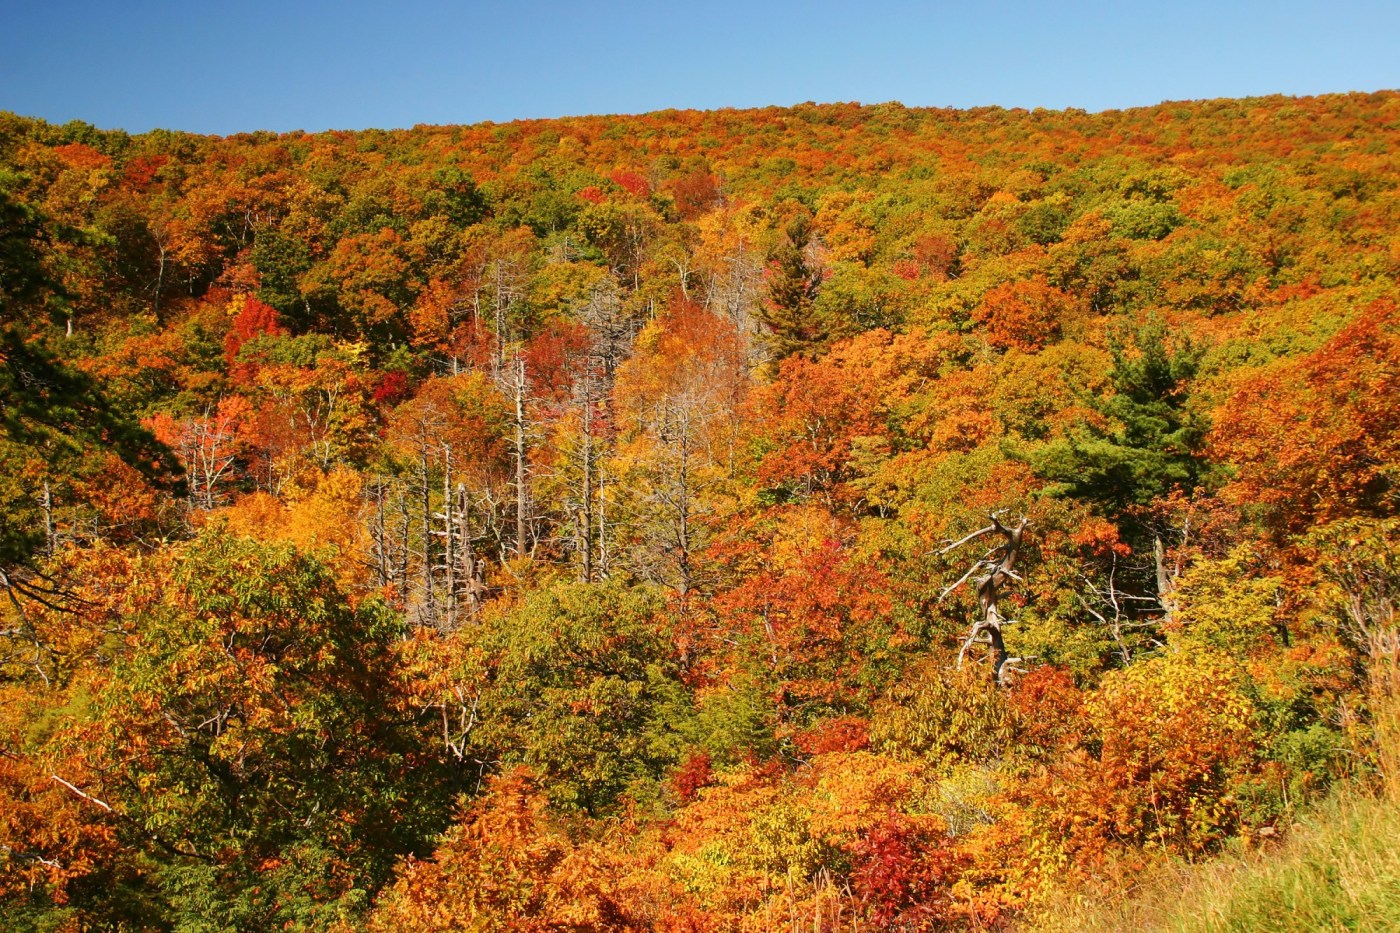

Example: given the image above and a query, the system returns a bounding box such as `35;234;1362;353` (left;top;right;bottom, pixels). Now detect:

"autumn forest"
2;92;1399;930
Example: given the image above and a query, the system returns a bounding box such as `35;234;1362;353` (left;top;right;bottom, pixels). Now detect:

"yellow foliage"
806;751;925;841
216;468;367;584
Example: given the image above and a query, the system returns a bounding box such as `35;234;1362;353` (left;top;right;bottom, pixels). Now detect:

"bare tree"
40;481;56;557
498;352;533;558
646;394;705;596
578;280;638;378
431;473;486;628
609;298;748;595
365;473;406;591
940;512;1030;686
546;281;636;580
1077;551;1167;666
559;370;605;583
167;401;246;511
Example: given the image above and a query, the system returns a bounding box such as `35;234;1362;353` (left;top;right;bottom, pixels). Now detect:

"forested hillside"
2;91;1398;930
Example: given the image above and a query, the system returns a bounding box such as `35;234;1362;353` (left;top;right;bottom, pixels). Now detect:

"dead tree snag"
940;512;1029;686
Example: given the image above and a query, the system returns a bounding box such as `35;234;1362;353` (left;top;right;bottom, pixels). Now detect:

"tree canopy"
3;92;1400;929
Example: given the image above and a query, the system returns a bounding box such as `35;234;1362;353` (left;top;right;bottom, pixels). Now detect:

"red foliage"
913;233;959;278
121;154;168;191
1212;297;1400;534
713;531;893;705
372;370;412;406
610;170;651;198
1007;666;1086;754
751;353;884;496
524;318;592;404
669;170;722;219
892;258;922;280
849;814;964;928
52;143;111;171
223;295;287;382
793;716;871;756
971;276;1073;352
671;750;714;802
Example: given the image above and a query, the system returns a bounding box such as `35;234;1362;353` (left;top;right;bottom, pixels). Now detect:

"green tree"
1033;315;1208;511
0;181;178;590
474;581;688;814
760;213;825;360
250;226;314;322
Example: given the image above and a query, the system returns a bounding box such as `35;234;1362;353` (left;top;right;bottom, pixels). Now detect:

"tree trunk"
443;448;456;628
1154;534;1178;627
512;355;530;558
943;514;1030;686
419;443;436;626
40;481;56;557
580;389;595;583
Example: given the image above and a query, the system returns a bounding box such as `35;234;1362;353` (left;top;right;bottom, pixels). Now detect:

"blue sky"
2;1;1397;135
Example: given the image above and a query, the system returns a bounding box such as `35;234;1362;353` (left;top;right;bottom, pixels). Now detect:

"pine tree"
760;214;824;360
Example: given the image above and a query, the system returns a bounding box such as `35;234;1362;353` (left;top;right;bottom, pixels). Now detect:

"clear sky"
2;0;1397;135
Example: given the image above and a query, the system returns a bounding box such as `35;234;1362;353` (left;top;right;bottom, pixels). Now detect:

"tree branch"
50;774;113;812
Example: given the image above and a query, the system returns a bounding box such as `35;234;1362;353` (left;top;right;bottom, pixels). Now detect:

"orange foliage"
971;276;1076;352
368;769;646;931
8;92;1400;931
1212;298;1400;534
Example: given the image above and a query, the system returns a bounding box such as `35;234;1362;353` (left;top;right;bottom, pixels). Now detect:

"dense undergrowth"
1029;636;1400;933
1025;785;1400;932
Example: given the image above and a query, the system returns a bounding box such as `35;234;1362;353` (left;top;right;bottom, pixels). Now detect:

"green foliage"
1172;550;1283;653
236;330;339;368
1033;315;1208;511
1305;516;1400;655
7;532;457;929
870;662;1017;772
1016;192;1073;245
760;213;825;359
250;227;313;320
474;581;688;814
684;669;783;765
3;93;1400;929
0;174;60;318
423;167;489;228
1106;199;1183;242
0;329;179;571
810;262;909;336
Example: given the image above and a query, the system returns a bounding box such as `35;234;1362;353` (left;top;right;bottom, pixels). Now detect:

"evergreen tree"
760;214;824;360
1032;315;1208;511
